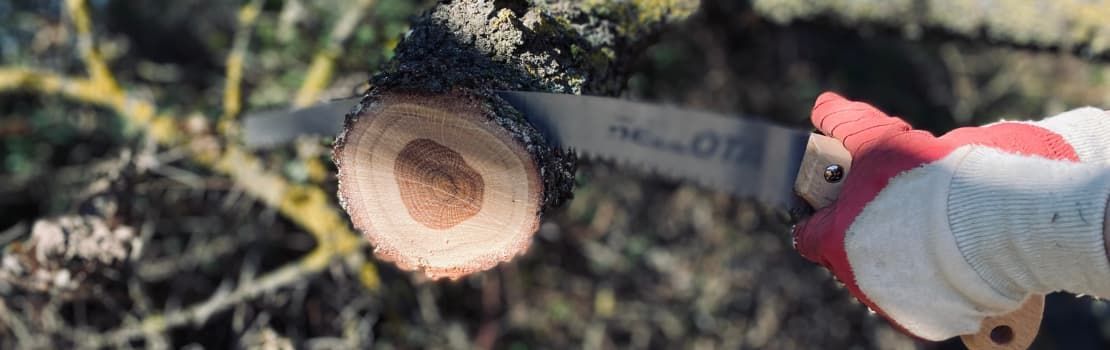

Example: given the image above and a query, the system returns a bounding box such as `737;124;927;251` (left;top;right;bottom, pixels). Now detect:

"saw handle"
793;133;1044;350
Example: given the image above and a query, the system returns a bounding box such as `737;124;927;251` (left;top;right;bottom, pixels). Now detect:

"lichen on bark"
752;0;1110;58
353;0;699;212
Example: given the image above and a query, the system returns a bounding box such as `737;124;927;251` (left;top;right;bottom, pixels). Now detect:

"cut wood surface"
333;0;697;278
335;93;541;279
960;295;1045;350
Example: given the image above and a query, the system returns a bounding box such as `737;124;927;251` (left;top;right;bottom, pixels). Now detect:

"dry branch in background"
0;0;377;346
753;0;1110;58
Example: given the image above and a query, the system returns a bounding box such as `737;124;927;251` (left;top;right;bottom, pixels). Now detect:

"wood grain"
395;138;485;229
334;93;541;279
793;133;1044;350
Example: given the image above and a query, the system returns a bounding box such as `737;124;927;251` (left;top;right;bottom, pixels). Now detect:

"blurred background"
3;0;1110;349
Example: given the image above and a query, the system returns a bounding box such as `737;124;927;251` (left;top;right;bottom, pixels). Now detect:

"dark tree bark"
332;0;698;278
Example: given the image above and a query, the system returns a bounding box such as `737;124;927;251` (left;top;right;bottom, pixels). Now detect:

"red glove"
793;92;1110;340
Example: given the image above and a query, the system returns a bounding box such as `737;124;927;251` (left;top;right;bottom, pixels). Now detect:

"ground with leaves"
3;1;1110;349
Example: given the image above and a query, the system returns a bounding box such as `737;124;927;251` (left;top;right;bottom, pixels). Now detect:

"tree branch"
219;0;265;135
0;0;378;342
752;0;1110;58
293;0;377;108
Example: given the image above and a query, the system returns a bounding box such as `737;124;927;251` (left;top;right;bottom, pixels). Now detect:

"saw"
242;91;1042;350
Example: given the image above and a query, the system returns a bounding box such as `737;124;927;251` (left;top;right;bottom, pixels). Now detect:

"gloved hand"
792;92;1110;340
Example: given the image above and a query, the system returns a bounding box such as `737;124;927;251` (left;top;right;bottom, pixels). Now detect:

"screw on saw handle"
792;133;1045;350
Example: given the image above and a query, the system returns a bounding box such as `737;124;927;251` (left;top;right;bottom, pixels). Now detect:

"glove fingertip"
810;92;895;138
813;91;848;109
810;92;852;128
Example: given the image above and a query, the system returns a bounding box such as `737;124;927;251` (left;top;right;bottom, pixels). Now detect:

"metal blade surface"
498;91;810;209
240;91;811;209
241;98;359;149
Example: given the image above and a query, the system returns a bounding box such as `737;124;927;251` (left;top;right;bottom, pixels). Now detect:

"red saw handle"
792;133;1044;350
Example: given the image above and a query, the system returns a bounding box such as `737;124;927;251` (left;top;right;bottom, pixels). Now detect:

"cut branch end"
334;92;542;279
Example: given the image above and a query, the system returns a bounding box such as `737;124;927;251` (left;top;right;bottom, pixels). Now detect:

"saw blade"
241;97;359;149
498;91;811;210
241;92;812;210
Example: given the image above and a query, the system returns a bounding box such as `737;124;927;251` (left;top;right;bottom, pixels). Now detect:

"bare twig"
78;250;363;347
220;0;265;135
137;234;247;281
291;0;378;185
292;0;377;107
65;0;122;100
0;299;36;348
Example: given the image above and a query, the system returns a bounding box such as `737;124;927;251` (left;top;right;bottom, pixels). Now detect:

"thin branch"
753;0;1110;59
65;0;122;101
291;0;377;186
220;0;266;135
137;234;247;281
0;299;37;348
77;249;364;347
292;0;377;107
0;68;181;145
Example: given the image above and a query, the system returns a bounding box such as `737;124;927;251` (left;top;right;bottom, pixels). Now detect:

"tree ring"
394;138;485;229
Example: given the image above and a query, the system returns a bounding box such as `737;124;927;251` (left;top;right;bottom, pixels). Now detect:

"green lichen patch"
752;0;1110;57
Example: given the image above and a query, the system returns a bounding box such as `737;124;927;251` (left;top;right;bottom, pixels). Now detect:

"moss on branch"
752;0;1110;57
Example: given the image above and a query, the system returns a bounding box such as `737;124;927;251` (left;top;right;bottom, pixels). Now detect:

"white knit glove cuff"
1032;107;1110;163
949;147;1110;300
